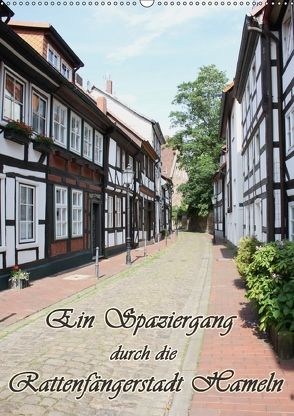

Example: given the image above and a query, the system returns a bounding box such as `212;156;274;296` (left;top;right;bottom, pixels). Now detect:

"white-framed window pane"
94;131;103;166
283;5;293;62
72;190;83;237
108;196;113;228
55;186;68;239
3;73;24;121
32;92;47;135
83;123;93;160
19;184;35;243
70;113;81;153
53;101;67;146
116;145;121;168
115;197;122;227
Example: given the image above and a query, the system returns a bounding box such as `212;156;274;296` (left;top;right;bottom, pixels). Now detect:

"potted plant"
33;134;54;154
3;120;33;145
9;265;30;290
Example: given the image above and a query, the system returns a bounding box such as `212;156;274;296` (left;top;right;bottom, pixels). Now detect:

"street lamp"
123;164;134;265
211;195;217;245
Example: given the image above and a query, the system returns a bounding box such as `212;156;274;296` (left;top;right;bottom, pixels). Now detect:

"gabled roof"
219;82;234;138
0;2;14;23
8;20;84;69
108;111;158;160
91;85;165;145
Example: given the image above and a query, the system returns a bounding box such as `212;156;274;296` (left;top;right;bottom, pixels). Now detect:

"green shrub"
235;236;261;278
244;241;294;332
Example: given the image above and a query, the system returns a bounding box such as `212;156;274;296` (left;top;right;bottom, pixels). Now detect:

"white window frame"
55;186;68;240
70;112;82;154
72;189;83;237
116;144;121;168
61;59;72;81
3;69;25;122
47;44;60;70
108;195;113;228
286;105;294;151
16;179;39;250
53;99;68;148
115;196;122;228
94;131;103;166
83;122;93;161
282;4;294;64
289;203;294;241
0;175;6;252
31;89;48;136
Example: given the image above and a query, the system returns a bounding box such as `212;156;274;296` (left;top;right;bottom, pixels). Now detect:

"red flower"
12;265;20;272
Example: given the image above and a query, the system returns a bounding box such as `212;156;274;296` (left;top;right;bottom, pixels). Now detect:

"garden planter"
33;141;52;154
4;129;30;145
10;279;29;290
269;324;294;360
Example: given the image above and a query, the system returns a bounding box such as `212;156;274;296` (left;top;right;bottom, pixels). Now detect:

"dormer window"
47;45;60;70
61;60;72;81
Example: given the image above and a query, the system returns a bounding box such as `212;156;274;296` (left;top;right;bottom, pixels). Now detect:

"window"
32;91;47;135
283;5;293;63
3;72;24;121
128;155;133;170
289;205;294;241
55;186;68;239
122;150;126;170
116;145;121;168
115;197;122;227
19;184;35;243
70;112;82;154
72;190;83;237
108;195;113;228
0;175;5;249
255;131;260;162
94;131;103;166
83;123;93;160
53;100;67;147
136;161;140;179
61;60;72;81
286;106;294;150
48;45;60;70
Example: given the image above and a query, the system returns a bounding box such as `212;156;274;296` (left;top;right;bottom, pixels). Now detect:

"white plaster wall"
18;250;37;264
6;226;15;267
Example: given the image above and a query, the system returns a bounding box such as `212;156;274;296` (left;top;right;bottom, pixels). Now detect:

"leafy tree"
169;65;228;217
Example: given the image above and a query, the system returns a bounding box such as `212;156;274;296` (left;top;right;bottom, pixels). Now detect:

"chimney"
106;79;113;95
96;97;107;114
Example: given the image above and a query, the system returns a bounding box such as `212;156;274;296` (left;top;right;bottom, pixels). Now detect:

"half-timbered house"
0;12;113;289
214;83;243;246
216;3;294;246
89;83;166;241
100;109;157;254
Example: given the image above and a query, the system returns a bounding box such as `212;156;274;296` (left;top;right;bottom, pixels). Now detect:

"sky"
10;2;250;136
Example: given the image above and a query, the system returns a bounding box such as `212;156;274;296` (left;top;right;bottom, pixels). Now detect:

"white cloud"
98;6;216;62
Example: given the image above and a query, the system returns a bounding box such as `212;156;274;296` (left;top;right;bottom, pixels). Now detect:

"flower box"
4;128;31;145
33;141;52;154
10;278;29;290
9;265;30;290
3;121;32;145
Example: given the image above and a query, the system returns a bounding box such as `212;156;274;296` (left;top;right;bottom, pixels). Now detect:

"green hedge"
235;239;294;332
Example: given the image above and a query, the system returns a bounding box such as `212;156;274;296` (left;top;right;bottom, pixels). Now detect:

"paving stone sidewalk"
0;235;176;328
0;232;213;416
189;238;294;416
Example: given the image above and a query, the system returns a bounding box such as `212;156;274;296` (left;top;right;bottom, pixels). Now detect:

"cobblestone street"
0;233;213;416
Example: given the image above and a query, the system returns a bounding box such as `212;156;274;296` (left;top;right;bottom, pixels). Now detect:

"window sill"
16;242;39;250
0;246;7;253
